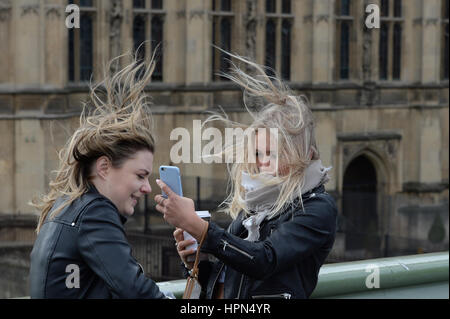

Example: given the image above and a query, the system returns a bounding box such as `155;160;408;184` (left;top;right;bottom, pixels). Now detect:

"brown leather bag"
182;221;209;299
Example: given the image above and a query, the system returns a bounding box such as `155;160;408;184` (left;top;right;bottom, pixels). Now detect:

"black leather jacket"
29;186;165;299
198;185;337;299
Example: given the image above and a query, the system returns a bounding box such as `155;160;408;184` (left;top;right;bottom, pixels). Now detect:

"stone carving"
110;0;123;74
361;0;375;106
176;10;186;19
245;0;257;65
0;0;11;22
413;17;423;26
21;4;39;17
45;5;62;18
189;10;204;21
316;14;329;23
413;18;439;27
362;2;372;82
303;14;329;24
303;15;313;24
425;18;438;26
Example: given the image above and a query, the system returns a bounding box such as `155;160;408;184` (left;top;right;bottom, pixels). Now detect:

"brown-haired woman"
29;53;166;299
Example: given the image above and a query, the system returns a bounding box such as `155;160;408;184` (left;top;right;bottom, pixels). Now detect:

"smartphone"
159;166;183;198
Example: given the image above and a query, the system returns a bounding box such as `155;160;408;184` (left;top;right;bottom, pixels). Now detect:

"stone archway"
337;132;402;260
342;155;381;259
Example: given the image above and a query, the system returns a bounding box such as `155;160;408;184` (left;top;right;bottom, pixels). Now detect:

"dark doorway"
342;155;380;258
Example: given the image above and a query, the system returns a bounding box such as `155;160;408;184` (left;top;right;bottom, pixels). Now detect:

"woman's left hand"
154;179;207;241
173;228;196;269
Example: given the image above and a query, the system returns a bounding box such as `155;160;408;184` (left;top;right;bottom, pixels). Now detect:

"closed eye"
137;169;151;180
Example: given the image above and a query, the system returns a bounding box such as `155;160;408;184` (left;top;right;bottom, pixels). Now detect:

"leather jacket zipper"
237;274;245;299
252;293;292;299
221;240;254;260
210;263;225;299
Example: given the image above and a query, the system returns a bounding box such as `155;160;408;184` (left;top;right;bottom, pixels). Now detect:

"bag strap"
190;221;209;278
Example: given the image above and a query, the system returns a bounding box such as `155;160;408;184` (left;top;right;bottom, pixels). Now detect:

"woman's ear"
95;156;111;180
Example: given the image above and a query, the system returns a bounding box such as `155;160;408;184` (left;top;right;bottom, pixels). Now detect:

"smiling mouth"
131;195;139;204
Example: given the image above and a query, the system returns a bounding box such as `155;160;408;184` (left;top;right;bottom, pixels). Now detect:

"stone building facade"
0;0;448;263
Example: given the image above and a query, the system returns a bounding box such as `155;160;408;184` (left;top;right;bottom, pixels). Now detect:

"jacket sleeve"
201;194;337;280
77;199;166;299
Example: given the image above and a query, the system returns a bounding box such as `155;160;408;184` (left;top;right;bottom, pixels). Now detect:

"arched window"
379;0;403;80
380;0;389;16
281;19;292;80
335;0;354;80
68;0;95;82
266;0;276;13
133;0;145;8
379;23;388;80
211;0;234;81
265;19;277;76
219;18;231;73
281;0;291;14
151;0;162;9
340;21;350;79
132;0;165;82
133;15;146;61
264;0;293;80
393;23;402;80
79;14;93;81
341;0;351;15
393;0;402;17
151;15;163;81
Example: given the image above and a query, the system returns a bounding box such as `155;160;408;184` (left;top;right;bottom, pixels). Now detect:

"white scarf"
241;160;332;242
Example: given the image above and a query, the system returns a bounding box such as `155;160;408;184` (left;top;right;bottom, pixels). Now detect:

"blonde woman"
29;53;166;299
155;53;337;299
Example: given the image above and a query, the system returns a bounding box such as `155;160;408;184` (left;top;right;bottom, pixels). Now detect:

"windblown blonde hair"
31;51;157;233
206;51;319;220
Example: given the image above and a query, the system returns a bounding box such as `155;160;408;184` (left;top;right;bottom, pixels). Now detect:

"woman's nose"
141;179;152;194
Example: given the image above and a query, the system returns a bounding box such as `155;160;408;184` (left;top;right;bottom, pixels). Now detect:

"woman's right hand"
173;228;196;269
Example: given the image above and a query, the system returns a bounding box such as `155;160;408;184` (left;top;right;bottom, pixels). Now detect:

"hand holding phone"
159;166;183;198
156;167;205;240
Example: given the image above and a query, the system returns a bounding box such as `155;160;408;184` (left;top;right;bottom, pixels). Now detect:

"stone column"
419;112;442;184
414;1;443;185
360;0;379;106
9;1;47;214
0;0;12;84
311;0;334;84
185;0;209;85
13;0;42;87
15;119;46;215
44;0;66;87
0;0;12;212
0;120;14;215
402;0;417;82
164;0;185;83
94;0;109;80
244;0;258;64
291;0;308;82
109;0;123;74
420;0;441;83
297;0;314;83
119;0;133;68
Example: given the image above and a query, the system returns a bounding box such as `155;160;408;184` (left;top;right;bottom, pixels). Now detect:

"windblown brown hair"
31;51;157;233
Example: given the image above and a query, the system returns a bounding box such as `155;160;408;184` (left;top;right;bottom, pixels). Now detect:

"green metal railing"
157;252;449;299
